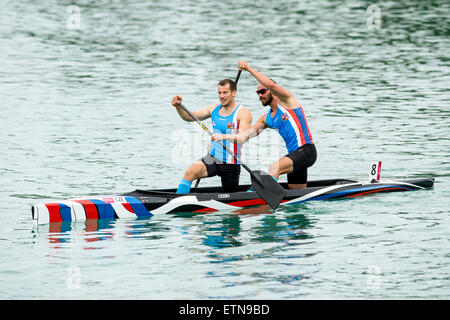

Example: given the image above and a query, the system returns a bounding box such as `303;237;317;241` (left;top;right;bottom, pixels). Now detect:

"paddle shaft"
235;69;242;84
177;102;253;175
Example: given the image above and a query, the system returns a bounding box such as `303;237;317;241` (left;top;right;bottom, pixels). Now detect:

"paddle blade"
250;170;287;210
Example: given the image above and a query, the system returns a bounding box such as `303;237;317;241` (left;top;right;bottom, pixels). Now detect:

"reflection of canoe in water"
31;177;434;225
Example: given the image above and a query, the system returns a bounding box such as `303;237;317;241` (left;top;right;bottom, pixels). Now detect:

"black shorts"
201;154;241;192
285;143;317;185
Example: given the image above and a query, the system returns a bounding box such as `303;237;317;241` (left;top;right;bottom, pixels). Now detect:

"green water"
0;0;449;299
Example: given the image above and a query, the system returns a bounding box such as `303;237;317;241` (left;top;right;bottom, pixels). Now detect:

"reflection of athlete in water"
201;211;313;249
212;61;317;189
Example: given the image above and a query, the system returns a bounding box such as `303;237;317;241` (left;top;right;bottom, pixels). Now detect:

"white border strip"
376;180;425;190
35;204;50;225
59;200;86;222
281;183;361;205
151;196;241;214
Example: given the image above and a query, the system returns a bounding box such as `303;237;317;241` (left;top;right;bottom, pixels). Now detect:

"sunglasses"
256;88;269;95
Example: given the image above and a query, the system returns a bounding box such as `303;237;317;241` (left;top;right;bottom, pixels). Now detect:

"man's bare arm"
171;95;216;121
238;61;299;106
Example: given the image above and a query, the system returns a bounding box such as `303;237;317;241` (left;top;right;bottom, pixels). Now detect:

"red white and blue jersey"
209;104;242;164
265;104;314;153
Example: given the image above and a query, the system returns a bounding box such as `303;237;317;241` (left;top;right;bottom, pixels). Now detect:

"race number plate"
369;161;382;182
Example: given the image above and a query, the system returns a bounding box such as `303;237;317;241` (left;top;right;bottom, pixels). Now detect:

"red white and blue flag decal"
33;196;152;224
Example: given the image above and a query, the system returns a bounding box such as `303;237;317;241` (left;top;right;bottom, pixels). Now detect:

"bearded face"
256;86;273;106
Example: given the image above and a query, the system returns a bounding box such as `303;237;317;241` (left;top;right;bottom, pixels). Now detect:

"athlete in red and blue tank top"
213;61;317;190
265;104;314;153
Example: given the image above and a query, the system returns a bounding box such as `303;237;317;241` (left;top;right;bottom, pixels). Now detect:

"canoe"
31;177;434;225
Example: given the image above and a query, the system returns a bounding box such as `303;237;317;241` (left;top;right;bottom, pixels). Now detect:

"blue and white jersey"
209;104;242;164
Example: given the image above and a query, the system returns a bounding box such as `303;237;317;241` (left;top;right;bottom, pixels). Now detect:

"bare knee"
268;157;293;177
183;162;206;181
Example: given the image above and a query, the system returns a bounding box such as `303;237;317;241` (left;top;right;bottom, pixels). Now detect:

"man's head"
256;83;273;106
217;79;237;106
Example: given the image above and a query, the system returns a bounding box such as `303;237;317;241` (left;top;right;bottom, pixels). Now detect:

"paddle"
234;69;242;84
176;99;286;210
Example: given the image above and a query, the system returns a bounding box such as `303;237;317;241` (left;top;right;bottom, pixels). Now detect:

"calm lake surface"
0;0;449;299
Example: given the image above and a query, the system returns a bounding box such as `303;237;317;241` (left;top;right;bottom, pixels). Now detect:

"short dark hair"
218;79;237;92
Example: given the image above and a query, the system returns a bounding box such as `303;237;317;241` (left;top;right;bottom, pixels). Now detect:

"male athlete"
212;61;316;189
171;79;252;193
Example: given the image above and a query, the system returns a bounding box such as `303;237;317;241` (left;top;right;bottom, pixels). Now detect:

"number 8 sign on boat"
369;161;382;183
